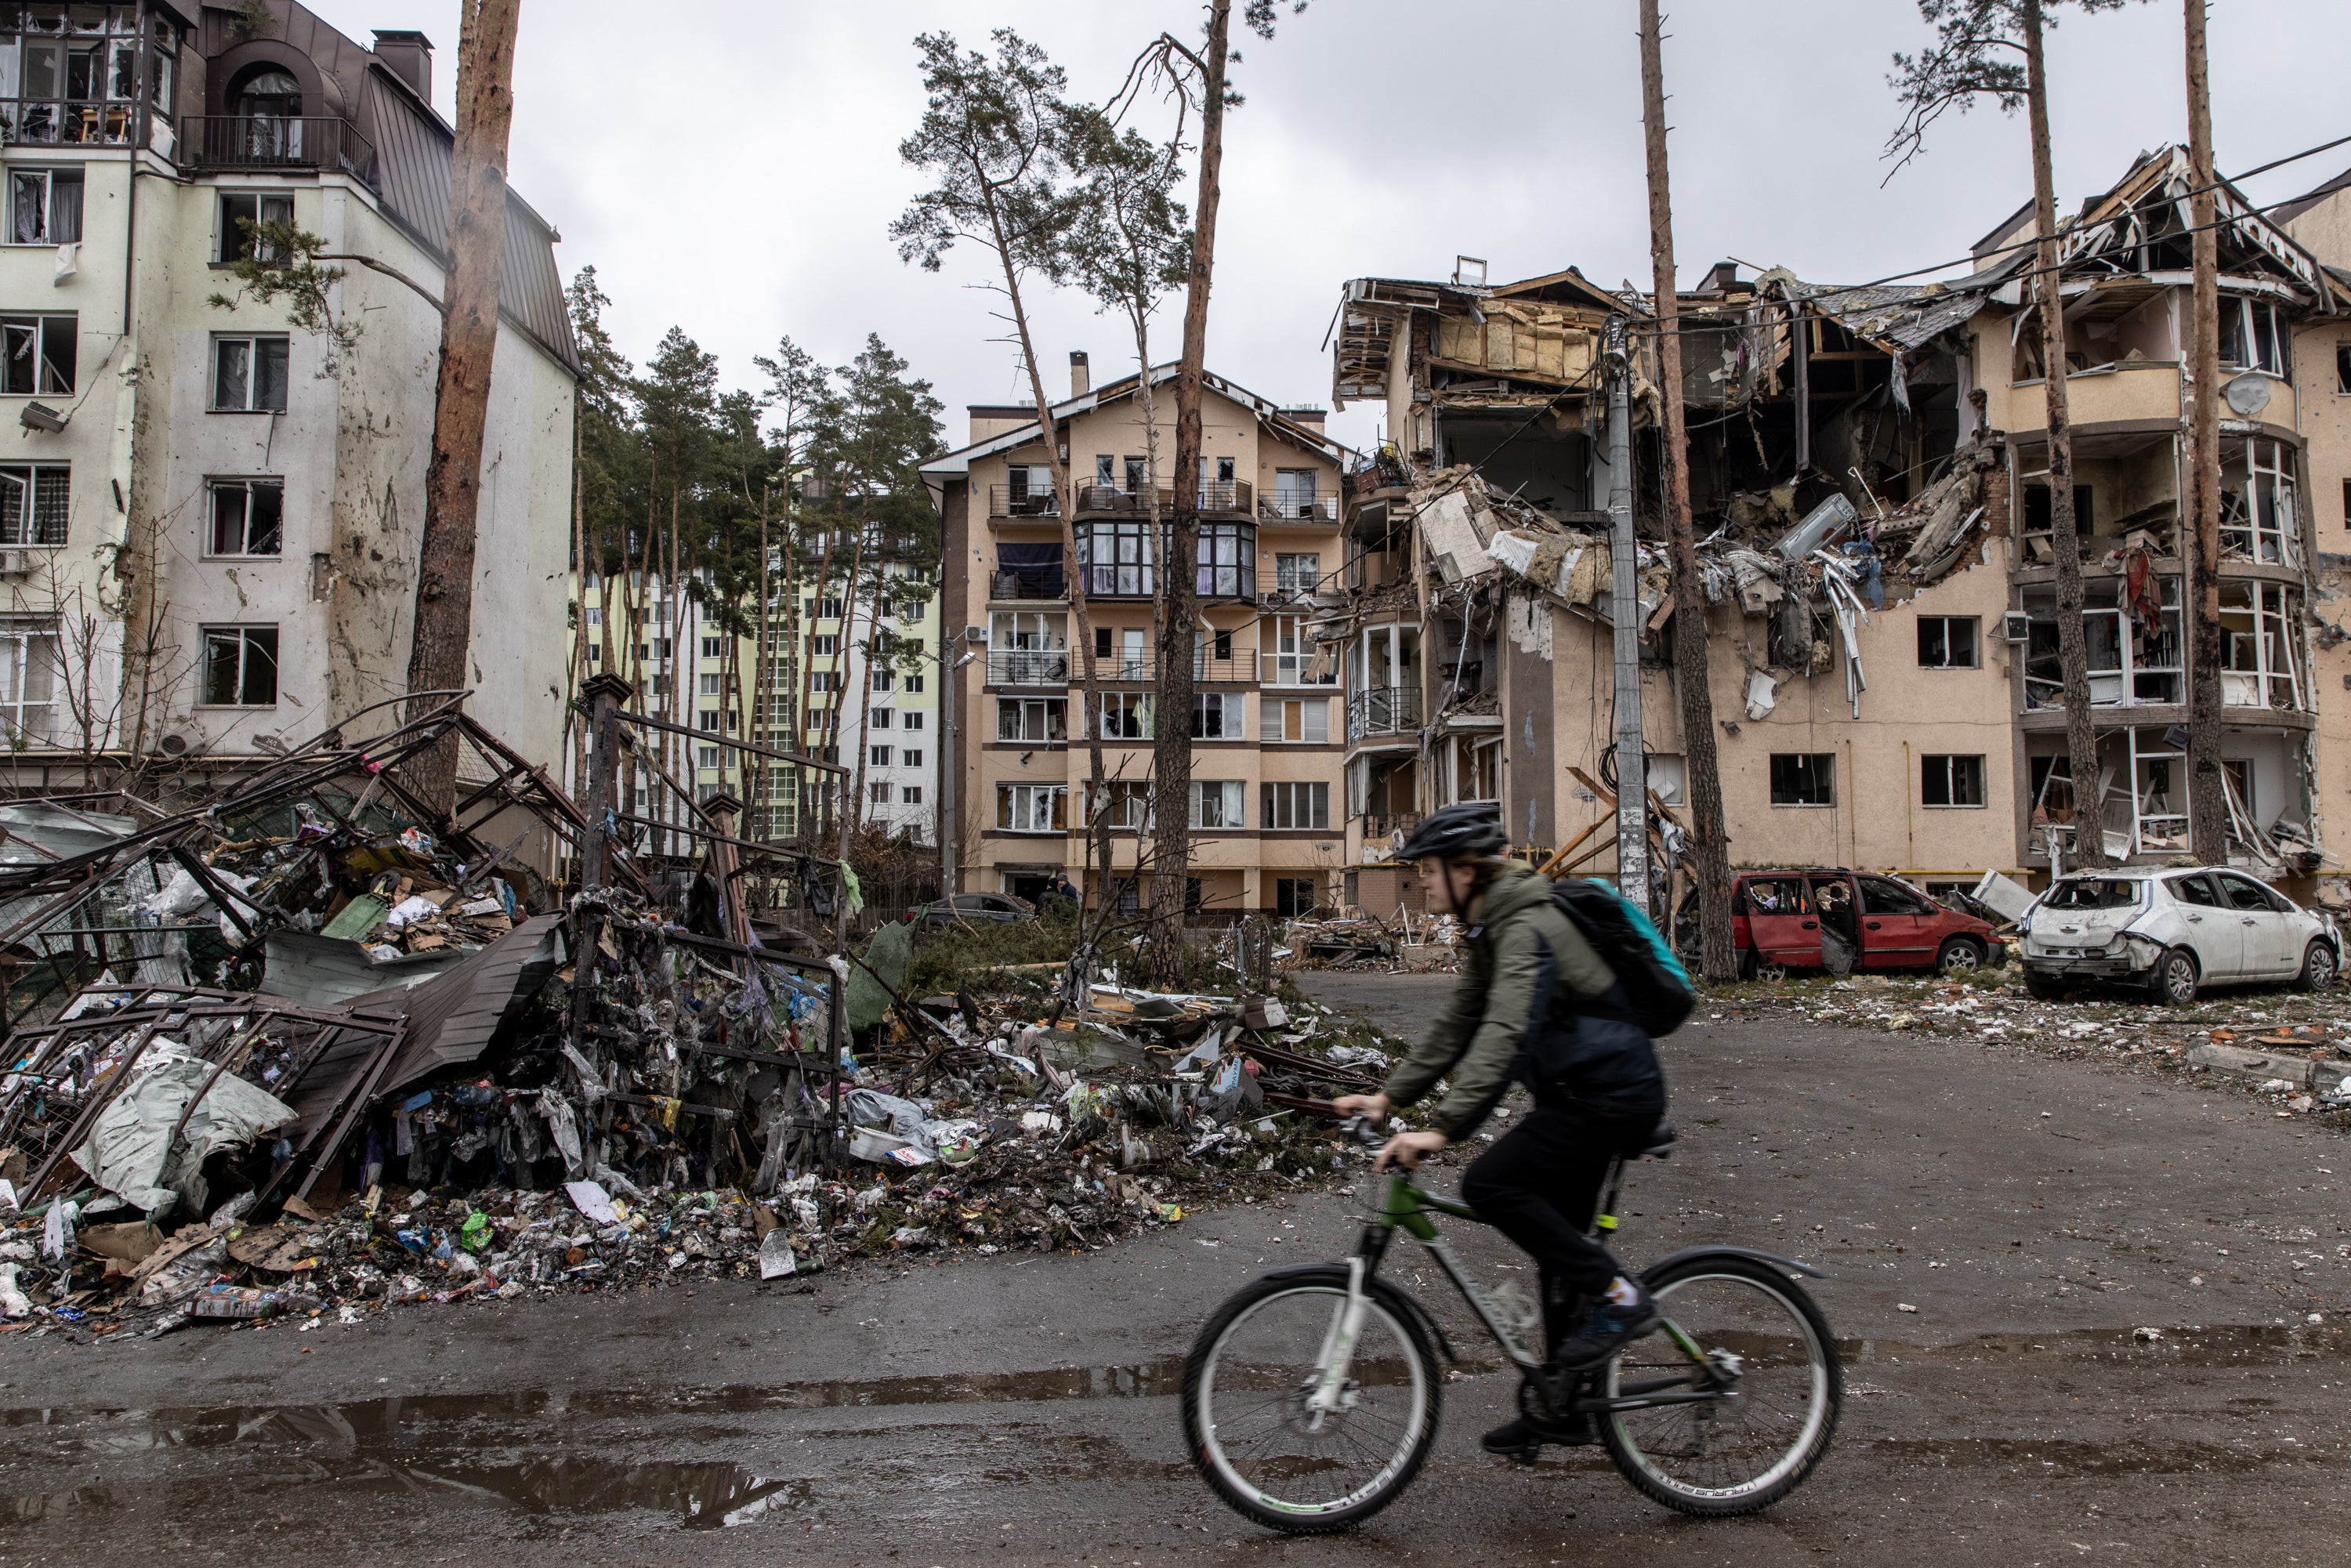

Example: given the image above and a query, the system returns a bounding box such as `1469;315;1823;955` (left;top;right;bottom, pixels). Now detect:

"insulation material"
70;1054;299;1219
1744;669;1780;721
1419;487;1496;583
1433;302;1599;384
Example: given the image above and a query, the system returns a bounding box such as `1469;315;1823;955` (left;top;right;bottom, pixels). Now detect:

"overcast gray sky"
306;0;2347;456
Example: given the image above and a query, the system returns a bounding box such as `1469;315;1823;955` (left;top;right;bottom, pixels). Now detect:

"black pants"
1460;1102;1661;1322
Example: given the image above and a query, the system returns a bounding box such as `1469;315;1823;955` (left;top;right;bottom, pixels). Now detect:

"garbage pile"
1281;911;1462;972
0;939;1409;1338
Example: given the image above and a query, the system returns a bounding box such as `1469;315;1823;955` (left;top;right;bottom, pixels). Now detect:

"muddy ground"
3;970;2348;1566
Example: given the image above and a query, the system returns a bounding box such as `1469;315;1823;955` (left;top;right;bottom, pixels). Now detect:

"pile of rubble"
1715;967;2351;1120
0;942;1405;1338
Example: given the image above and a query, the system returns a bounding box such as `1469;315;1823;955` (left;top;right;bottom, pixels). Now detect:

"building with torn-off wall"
0;2;576;790
1326;144;2351;915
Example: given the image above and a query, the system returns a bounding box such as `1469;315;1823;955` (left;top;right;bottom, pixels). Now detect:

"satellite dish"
2222;372;2273;418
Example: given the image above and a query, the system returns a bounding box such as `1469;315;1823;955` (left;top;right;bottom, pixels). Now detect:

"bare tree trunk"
2183;0;2226;864
1151;0;1230;984
2024;0;2105;867
1637;0;1733;981
751;498;770;830
831;525;869;951
403;0;521;813
565;435;587;798
796;527;837;847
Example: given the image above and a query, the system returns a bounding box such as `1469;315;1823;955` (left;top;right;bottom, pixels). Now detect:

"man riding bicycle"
1333;801;1669;1457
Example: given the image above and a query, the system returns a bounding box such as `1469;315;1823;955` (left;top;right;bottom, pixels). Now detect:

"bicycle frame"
1306;1153;1726;1418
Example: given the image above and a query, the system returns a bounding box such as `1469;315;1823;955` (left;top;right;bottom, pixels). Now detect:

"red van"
1703;869;2005;979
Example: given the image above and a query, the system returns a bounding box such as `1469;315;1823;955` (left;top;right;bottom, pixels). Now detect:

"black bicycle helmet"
1393;800;1507;863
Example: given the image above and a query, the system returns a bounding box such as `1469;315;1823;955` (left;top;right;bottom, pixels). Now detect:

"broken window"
1274;554;1321;596
1262;781;1330;830
2041;878;2142;911
1189;779;1245;830
2338;343;2351;395
206;478;281;557
200;625;277;706
1270;469;1323;520
1920;753;1985;808
1191;691;1244;739
2219;296;2285;377
212;334;288;412
988;610;1066;684
1915;616;1978;669
1003;464;1056;516
2219;438;2298;566
0;616;57;745
1085;779;1152;830
1274;876;1320;918
0;462;67;546
8;167;78;244
2218;580;2304;711
216;191;292;263
998;784;1067;832
0;312;72;395
1769;752;1834;807
2019;577;2179;709
996;697;1066;743
1259;697;1329;744
1095;691;1150;740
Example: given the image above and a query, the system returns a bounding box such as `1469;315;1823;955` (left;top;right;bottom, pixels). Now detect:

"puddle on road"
0;1356;1189;1530
1842;1321;2348;1367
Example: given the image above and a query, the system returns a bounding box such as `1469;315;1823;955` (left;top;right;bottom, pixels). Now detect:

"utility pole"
1637;0;1732;979
1604;317;1649;911
2183;0;2226;862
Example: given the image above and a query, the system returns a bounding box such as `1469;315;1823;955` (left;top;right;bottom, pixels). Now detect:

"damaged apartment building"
1327;144;2351;910
922;357;1349;916
0;3;575;790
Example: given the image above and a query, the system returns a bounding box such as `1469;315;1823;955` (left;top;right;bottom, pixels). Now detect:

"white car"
2019;866;2340;1004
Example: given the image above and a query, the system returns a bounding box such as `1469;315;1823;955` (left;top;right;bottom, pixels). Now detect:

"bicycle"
1179;1116;1840;1534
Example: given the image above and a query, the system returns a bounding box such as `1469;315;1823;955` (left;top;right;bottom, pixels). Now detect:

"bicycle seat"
1638;1122;1677;1160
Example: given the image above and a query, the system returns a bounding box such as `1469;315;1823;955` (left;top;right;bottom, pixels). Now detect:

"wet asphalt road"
5;972;2351;1566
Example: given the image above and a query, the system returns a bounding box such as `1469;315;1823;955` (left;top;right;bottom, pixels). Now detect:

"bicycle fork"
1302;1257;1368;1429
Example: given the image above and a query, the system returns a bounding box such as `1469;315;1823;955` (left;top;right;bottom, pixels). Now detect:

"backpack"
1551;878;1696;1037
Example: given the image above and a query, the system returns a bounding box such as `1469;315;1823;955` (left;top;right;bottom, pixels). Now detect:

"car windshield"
2041;878;2143;911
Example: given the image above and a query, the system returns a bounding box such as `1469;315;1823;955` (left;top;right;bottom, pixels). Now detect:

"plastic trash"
0;1262;27;1318
758;1228;797;1280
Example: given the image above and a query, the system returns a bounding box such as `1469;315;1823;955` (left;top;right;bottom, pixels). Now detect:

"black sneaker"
1549;1287;1661;1369
1480;1410;1595;1462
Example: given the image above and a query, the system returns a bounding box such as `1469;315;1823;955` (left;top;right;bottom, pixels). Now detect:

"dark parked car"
1687;868;2005;978
907;893;1036;930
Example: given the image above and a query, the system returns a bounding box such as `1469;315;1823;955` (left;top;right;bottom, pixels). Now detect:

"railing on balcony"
987;650;1070;686
988;484;1060;518
181;116;378;183
991;565;1064;600
1078;651;1264;683
1260;493;1339;523
1070;480;1255;516
1348;686;1422;741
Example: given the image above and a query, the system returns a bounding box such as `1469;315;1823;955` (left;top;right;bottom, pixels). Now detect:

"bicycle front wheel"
1598;1253;1841;1515
1181;1269;1439;1534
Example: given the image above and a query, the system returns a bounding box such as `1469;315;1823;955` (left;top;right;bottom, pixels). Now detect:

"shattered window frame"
214;190;293;265
1189;778;1245;831
210;332;288;413
1914;616;1978;670
6;165;78;244
1768;751;1835;808
205;477;283;558
997;781;1067;832
0;613;58;745
996;696;1066;743
0;460;67;545
0;310;71;395
1191;690;1243;739
1920;753;1986;809
198;623;278;707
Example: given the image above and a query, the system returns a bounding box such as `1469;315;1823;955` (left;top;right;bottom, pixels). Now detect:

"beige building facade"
924;360;1349;915
1330;145;2351;916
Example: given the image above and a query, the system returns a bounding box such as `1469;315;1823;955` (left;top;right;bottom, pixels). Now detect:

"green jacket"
1382;863;1626;1137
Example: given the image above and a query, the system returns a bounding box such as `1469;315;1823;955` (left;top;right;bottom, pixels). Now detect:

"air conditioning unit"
2002;611;2030;643
963;625;987;644
0;552;29;577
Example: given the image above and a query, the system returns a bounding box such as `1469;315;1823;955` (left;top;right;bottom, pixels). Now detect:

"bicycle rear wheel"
1182;1269;1439;1534
1598;1254;1840;1515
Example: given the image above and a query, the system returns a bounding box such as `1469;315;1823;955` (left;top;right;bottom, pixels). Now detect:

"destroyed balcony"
180;116;379;184
1996;360;2181;435
1259;494;1339;523
988;484;1060;518
1347;686;1422;742
987;650;1069;686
